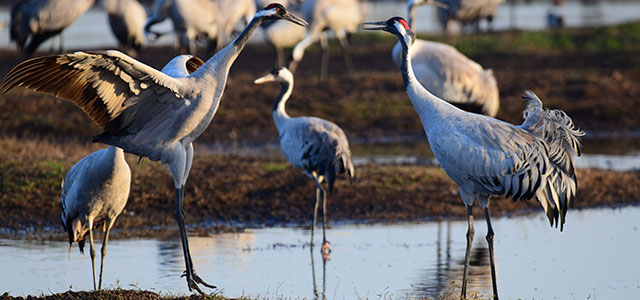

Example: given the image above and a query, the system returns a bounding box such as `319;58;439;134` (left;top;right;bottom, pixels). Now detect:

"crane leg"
310;241;318;298
484;207;499;300
319;181;331;258
337;31;354;73
461;205;474;300
276;47;285;68
319;34;329;83
311;184;321;247
175;186;216;294
59;31;64;53
312;173;330;258
321;253;327;299
99;218;115;290
88;219;98;291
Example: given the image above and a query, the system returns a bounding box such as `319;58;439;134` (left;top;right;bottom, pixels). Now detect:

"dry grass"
1;136;638;239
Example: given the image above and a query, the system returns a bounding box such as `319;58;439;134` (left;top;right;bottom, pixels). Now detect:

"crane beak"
283;12;309;27
362;21;388;31
254;73;277;84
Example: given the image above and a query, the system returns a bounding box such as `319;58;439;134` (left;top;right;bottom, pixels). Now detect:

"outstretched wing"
0;50;187;130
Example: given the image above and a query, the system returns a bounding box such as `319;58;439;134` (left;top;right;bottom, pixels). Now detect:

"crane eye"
264;3;282;12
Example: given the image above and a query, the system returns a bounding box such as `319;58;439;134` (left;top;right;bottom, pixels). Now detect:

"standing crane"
100;0;147;58
60;53;202;292
1;4;307;294
259;0;307;67
254;66;354;256
144;0;221;55
364;17;583;300
10;0;95;57
289;0;363;81
61;146;131;291
437;0;504;33
392;0;500;117
215;0;257;47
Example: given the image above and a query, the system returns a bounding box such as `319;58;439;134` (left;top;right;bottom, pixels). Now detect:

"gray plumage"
393;0;499;117
437;0;504;33
61;146;131;291
254;66;354;253
364;17;583;300
10;0;95;57
259;0;306;67
145;0;220;54
1;6;307;294
216;0;257;47
290;0;364;81
101;0;147;57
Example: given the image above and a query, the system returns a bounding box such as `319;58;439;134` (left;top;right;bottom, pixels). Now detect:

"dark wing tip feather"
1;54;111;128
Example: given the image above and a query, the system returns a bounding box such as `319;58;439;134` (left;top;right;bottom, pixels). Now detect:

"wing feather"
0;50;186;128
280;117;354;190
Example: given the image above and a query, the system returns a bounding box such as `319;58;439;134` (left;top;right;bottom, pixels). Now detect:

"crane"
254;66;354;256
289;0;364;81
215;0;257;47
392;0;500;117
61;146;131;291
100;0;147;58
258;0;307;67
59;53;202;291
364;17;583;300
1;4;307;294
10;0;95;57
437;0;504;33
145;0;220;55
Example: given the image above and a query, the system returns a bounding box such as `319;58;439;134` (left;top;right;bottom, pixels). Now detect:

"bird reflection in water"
310;245;327;300
407;221;493;298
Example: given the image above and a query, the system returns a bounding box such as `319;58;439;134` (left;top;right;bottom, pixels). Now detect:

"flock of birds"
1;1;583;299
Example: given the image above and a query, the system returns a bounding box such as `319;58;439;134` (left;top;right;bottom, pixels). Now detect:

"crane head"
260;3;308;27
363;17;416;46
254;66;293;85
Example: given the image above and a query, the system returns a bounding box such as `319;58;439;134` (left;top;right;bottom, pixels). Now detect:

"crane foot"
181;269;216;294
321;241;331;260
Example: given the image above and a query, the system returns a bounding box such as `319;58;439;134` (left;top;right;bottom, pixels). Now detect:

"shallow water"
2;1;640;50
205;134;640;171
1;206;639;299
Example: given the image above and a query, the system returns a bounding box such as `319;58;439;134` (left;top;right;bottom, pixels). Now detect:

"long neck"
107;144;123;156
105;146;127;169
397;32;455;131
273;80;293;132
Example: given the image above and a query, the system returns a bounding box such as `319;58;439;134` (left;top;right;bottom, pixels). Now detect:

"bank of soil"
1;136;638;239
